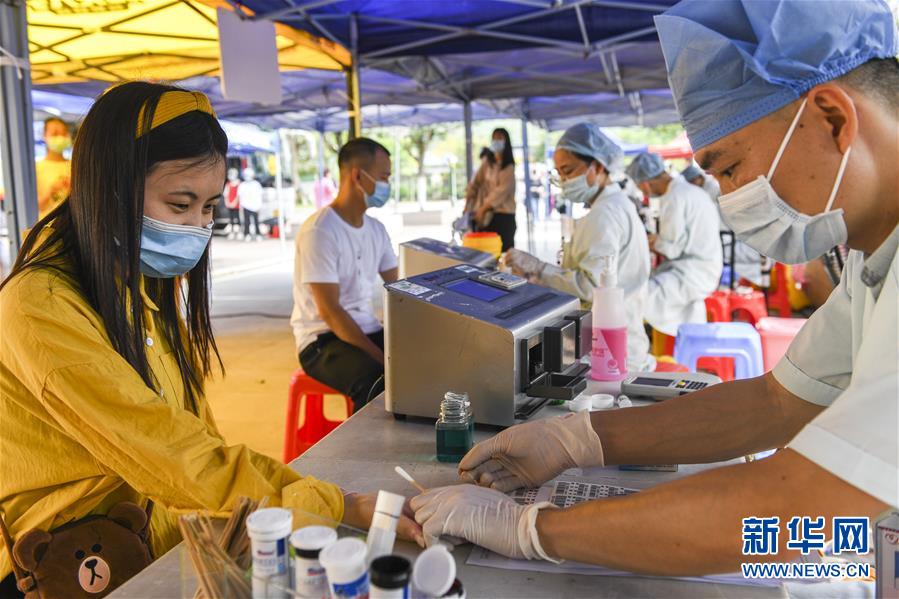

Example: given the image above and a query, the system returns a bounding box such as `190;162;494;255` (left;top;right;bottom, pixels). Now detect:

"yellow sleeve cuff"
281;477;345;529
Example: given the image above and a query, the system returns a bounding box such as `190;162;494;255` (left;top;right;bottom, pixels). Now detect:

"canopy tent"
26;0;348;85
1;0;348;256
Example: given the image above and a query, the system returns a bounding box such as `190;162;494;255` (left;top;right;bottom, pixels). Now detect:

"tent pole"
393;128;401;210
520;106;534;254
463;99;473;184
316;127;326;181
275;132;286;255
346;12;362;139
0;0;37;268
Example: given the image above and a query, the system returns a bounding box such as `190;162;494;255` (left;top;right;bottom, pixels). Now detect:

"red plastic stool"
705;291;731;323
728;289;768;325
283;370;353;463
767;263;793;317
696;356;736;382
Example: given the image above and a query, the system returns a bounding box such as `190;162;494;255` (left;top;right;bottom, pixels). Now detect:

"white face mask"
718;99;851;264
560;168;602;205
490;139;506;154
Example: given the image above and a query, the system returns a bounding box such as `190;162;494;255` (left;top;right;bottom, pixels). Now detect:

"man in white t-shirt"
291;138;397;409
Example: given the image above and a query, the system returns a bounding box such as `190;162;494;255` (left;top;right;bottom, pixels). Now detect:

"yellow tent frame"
26;0;351;85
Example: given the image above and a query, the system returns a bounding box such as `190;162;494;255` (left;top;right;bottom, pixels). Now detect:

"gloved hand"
410;485;559;561
502;248;547;278
459;411;604;492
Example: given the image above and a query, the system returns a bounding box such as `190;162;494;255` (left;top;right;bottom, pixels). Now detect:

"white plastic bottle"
246;507;293;599
590;254;628;381
290;525;338;598
320;537;370;599
366;490;406;563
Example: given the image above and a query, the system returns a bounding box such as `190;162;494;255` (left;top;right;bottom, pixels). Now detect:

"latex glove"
503;248;546;278
459;411;604;492
410;485;558;561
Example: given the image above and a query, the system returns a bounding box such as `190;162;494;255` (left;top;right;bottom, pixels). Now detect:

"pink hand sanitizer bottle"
591;255;628;381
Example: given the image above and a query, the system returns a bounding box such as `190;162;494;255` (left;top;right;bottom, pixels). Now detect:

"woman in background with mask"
35;117;73;219
504;123;655;372
475;127;517;251
0;82;420;593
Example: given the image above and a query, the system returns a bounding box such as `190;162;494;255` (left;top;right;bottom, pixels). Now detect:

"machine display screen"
445;278;509;302
631;377;674;387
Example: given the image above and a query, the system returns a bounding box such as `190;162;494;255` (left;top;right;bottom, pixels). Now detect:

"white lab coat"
538;185;656;372
779;224;897;507
645;176;723;336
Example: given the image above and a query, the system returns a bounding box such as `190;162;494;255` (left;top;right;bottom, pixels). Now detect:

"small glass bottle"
436;392;473;463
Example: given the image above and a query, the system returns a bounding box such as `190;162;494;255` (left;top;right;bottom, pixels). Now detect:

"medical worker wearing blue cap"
503;124;655;372
412;0;898;574
626;151;723;337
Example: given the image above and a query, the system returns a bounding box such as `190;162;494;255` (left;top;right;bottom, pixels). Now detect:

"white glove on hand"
459;411;604;492
502;248;546;278
410;485;559;561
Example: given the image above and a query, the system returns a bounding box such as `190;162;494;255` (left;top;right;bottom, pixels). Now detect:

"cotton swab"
395;466;427;493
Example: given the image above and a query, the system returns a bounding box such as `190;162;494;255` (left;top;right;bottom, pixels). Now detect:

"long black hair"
492;128;515;169
2;81;226;415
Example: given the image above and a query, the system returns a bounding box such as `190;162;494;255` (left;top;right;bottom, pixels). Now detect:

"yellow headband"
136;90;217;138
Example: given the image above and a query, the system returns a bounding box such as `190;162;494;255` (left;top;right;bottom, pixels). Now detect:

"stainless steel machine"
384;265;592;426
398;237;495;278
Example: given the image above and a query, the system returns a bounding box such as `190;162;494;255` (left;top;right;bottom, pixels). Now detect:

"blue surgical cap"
681;164;703;181
655;0;898;150
626;152;665;184
556;123;623;172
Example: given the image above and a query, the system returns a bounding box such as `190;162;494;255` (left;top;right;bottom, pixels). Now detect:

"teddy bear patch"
12;502;152;598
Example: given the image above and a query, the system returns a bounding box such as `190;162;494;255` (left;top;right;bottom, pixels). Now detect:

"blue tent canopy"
32;1;682;131
240;0;672;58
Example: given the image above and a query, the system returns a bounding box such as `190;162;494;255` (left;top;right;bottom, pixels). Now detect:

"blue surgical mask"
140;215;213;278
490;139;506;154
361;170;391;208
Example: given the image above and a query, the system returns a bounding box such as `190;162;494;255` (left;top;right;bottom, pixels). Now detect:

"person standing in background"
35;117;73;219
475;128;517;251
223;167;242;239
238;167;263;242
463;147;496;231
313;167;338;210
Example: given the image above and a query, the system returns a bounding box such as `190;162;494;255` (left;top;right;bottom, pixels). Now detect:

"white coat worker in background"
681;163;720;202
627;151;722;337
684;163;764;286
503;124;655;372
410;0;897;575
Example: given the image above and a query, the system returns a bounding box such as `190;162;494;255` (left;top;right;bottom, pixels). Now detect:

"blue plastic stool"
674;322;764;380
719;265;734;289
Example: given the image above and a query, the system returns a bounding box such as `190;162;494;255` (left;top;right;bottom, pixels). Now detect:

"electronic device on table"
620;371;722;400
398;238;495;278
510;480;639;509
384;265;592;426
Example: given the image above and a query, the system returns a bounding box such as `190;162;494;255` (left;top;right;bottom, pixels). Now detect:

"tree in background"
403;125;447;207
323;131;345;156
606;123;684;146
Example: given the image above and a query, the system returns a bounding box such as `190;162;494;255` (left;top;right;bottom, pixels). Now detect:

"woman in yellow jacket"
0;82;421;592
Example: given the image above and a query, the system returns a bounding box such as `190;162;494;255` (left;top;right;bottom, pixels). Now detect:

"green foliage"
606;123;684;146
